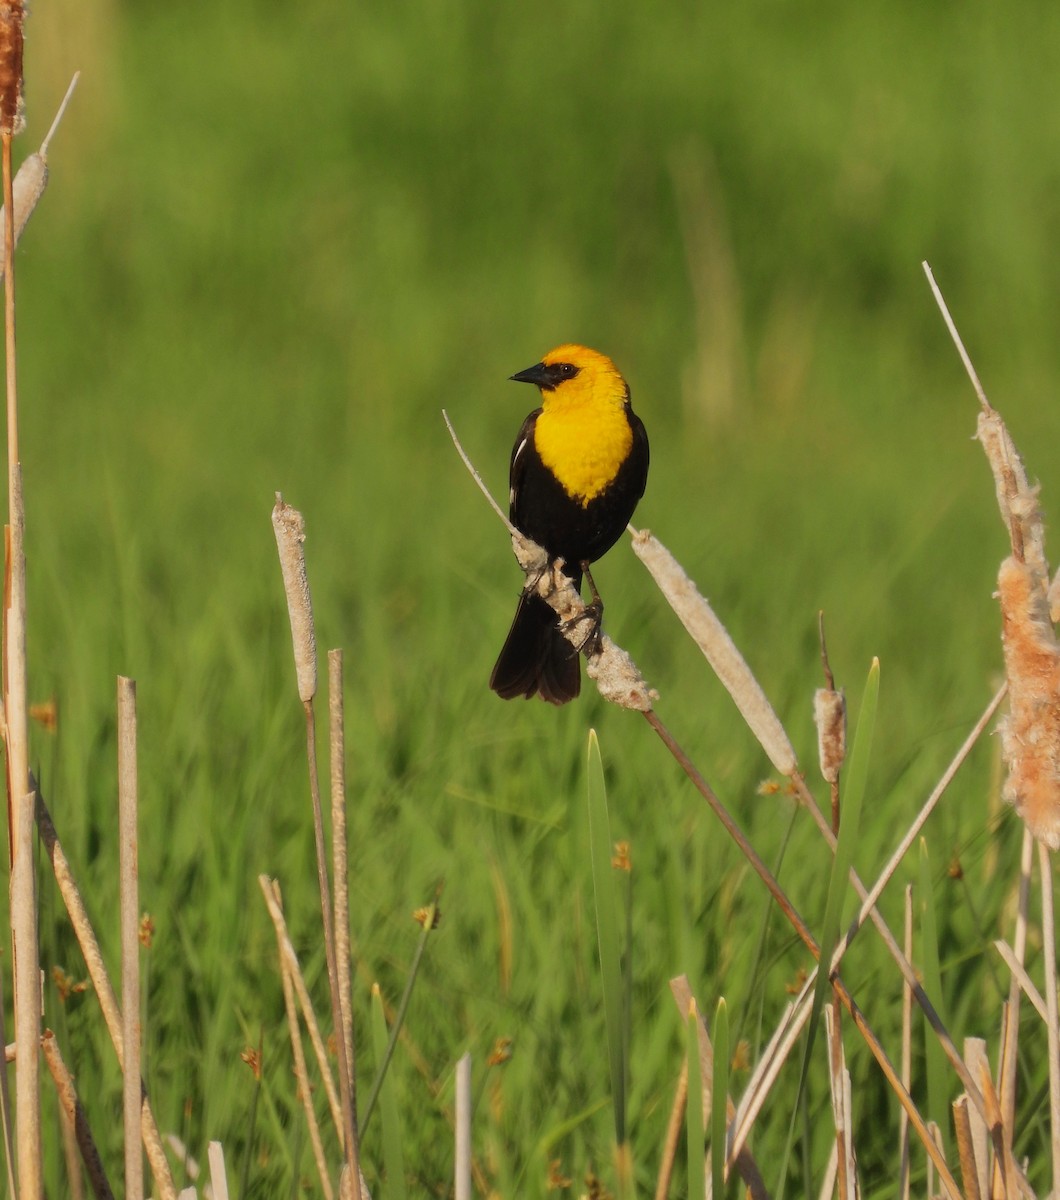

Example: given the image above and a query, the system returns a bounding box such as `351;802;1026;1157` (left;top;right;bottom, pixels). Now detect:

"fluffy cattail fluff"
0;1;23;136
996;555;1060;849
814;687;846;784
272;494;317;704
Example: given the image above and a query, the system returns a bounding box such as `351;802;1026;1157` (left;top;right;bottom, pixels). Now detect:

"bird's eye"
557;363;577;379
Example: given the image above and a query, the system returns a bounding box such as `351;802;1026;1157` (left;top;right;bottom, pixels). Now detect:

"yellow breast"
534;393;633;506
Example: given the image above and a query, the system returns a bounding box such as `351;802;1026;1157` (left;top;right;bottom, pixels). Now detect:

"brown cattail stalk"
329;649;355;1091
271;495;361;1191
262;877;333;1200
118;677;143;1200
41;1031;115;1200
1039;839;1060;1188
34;786;177;1199
258;874;342;1134
653;1058;687;1200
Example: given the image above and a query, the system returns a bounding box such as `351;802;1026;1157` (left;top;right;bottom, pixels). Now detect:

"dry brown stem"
118;677;143;1200
34;786;176;1199
41;1031;114;1200
262;877;334;1200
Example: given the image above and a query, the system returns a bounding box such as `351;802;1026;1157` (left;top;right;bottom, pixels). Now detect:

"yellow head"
510;344;634;505
510;344;629;412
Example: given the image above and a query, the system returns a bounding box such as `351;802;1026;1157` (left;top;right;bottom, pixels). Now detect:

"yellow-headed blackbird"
490;344;649;705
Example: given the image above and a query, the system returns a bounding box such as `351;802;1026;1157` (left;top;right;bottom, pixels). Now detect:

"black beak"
509;361;552;388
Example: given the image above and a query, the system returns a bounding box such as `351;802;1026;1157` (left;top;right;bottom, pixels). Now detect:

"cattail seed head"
0;1;24;136
631;528;797;775
271;494;317;704
814;687;846;784
997;554;1060;849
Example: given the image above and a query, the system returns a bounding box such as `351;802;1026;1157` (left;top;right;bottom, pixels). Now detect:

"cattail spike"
0;74;81;281
0;1;24;137
272;493;318;704
814;687;846;785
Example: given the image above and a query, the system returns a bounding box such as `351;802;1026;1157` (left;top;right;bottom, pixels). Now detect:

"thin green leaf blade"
371;983;407;1200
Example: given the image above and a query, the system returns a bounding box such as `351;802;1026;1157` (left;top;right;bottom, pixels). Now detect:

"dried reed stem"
952;1097;981;1200
329;649;355;1088
259;873;342;1133
207;1141;229;1200
1039;840;1060;1187
999;826;1033;1158
304;705;361;1182
118;677;143;1200
644;709;961;1197
41;1030;115;1200
962;1039;990;1200
442;410;515;532
11;783;37;1197
992;941;1046;1022
0;966;14;1200
824;1005;855;1200
731;992;808;1163
263;878;333;1200
653;1057;687;1200
272;496;361;1188
898;885;912;1200
34;787;176;1199
3;69;38;1181
454;1051;472;1200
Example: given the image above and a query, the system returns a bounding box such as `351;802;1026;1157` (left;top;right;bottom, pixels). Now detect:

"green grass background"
8;0;1060;1194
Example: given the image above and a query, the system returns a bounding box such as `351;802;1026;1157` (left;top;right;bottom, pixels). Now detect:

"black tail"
490;589;580;705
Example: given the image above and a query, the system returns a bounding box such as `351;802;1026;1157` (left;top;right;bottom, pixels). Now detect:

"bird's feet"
565;560;605;657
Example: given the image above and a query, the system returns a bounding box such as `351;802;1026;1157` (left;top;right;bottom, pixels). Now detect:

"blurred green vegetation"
7;0;1060;1194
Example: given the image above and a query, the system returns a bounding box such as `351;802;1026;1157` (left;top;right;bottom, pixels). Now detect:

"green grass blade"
586;728;627;1148
371;983;408;1200
711;998;729;1200
918;838;949;1157
687;1003;705;1200
777;658;879;1198
362;895;439;1131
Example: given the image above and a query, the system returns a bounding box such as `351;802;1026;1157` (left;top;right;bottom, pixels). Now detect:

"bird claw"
565;598;604;657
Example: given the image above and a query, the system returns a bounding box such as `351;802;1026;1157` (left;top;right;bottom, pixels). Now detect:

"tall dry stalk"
272;495;362;1193
118;677;143;1200
0;4;40;1193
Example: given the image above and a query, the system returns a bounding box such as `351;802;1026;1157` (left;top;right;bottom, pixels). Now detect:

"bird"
489;344;649;705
